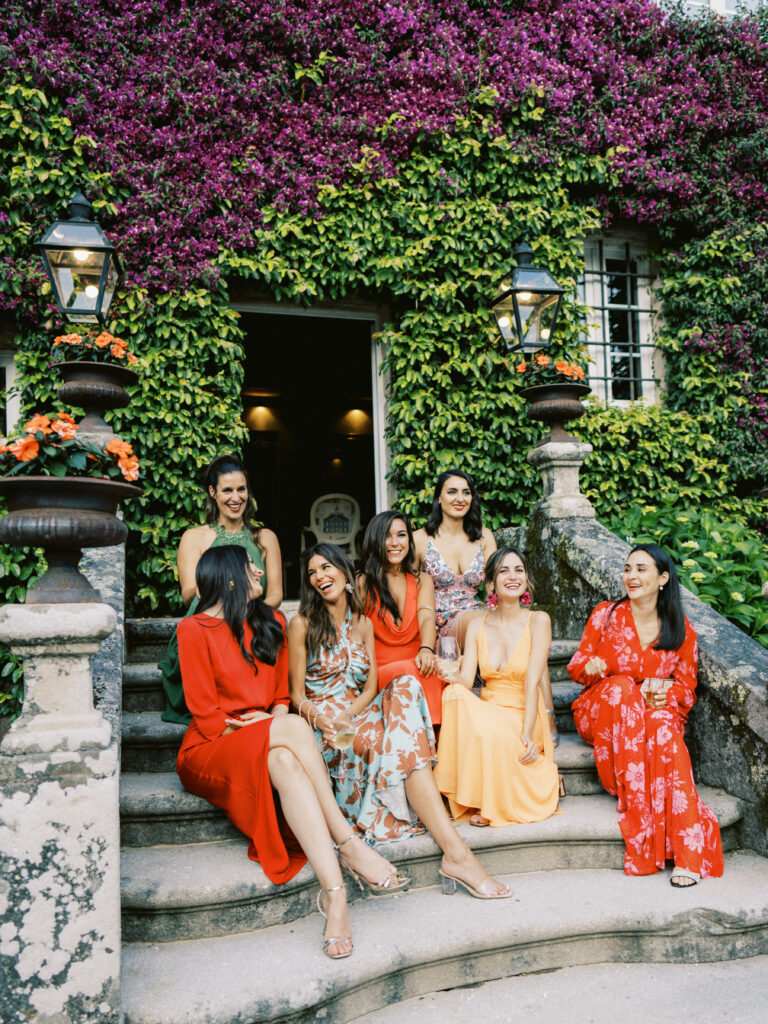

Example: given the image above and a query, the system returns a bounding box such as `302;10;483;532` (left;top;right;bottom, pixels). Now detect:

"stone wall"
519;509;768;856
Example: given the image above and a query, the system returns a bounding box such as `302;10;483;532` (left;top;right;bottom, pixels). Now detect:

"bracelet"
419;645;435;653
417;606;436;614
545;709;555;716
298;698;312;719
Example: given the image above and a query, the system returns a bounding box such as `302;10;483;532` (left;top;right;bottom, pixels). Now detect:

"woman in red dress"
568;544;724;885
176;544;406;958
358;510;444;725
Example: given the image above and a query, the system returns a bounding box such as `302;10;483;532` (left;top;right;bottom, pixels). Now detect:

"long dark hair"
195;545;283;667
203;454;263;543
486;546;535;599
299;543;365;658
424;468;483;541
360;510;417;622
609;543;685;651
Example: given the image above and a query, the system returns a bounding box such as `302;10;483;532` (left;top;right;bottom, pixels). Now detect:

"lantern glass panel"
516;293;562;352
491;292;516;345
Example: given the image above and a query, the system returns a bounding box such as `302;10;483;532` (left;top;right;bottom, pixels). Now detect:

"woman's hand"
223;710;272;734
584;656;608;679
642;678;672;709
415;647;436;676
321;709;354;746
435;656;462;684
519;733;539;765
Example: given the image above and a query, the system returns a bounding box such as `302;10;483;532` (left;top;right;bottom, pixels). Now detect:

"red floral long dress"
176;612;306;885
568;601;723;878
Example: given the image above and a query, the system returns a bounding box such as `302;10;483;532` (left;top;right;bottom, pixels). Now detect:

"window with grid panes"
580;240;657;403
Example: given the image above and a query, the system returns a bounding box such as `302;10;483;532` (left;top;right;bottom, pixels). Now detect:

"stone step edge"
120;788;742;909
120;852;768;1024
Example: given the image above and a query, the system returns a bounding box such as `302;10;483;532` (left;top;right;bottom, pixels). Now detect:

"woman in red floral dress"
568;544;723;885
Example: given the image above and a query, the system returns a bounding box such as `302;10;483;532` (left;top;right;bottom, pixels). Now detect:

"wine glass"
437;636;460;699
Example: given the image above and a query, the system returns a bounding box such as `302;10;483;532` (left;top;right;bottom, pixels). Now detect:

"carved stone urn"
56;361;138;433
518;382;591;445
0;476;141;603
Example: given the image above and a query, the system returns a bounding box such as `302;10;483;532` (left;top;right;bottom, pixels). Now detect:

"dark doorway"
239;312;376;598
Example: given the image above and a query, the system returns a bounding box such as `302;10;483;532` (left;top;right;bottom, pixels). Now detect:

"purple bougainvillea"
3;0;768;292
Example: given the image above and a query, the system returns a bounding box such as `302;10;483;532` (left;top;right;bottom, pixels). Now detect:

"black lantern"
35;186;123;325
490;242;565;353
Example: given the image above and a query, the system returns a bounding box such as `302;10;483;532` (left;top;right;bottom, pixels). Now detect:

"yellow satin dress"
435;615;560;826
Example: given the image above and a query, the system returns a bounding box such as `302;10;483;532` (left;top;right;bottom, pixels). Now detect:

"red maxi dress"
176;612;306;885
568;601;723;878
367;573;445;725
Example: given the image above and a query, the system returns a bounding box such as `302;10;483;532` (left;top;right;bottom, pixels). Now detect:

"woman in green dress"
159;454;283;723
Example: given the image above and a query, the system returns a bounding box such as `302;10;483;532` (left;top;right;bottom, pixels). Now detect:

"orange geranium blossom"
93;332;114;348
25;414;52;435
11;436;40;462
516;361;527;373
51;412;79;440
53;333;82;347
118;455;140;482
535;354;550;366
106;437;134;459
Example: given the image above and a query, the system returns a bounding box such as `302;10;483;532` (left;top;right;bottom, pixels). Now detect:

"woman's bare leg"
267;747;351;955
404;766;509;896
269;715;400;884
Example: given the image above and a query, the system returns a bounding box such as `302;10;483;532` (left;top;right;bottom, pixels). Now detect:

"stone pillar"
0;602;121;1024
527;439;596;520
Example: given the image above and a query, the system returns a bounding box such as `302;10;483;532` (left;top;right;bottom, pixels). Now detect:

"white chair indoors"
301;493;361;561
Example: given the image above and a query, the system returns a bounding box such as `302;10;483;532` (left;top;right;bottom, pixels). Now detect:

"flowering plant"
514;354;587;387
51;331;139;366
0;413;140;482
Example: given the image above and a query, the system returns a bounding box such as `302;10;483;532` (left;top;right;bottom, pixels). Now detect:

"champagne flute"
437;636;460;699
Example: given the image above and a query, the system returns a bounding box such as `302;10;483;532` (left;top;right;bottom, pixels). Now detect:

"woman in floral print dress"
288;543;511;900
568;544;723;885
413;468;496;648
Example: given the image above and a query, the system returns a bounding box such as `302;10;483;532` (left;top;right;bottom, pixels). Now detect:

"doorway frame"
231;301;393;511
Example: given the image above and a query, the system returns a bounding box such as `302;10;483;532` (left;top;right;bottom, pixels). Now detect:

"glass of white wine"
331;711;355;751
437;636;460;699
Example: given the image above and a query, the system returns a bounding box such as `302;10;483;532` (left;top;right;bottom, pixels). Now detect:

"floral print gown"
568;601;723;878
422;538;485;637
304;613;436;845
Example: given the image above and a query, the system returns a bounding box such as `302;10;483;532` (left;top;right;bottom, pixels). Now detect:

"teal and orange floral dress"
304;612;436;845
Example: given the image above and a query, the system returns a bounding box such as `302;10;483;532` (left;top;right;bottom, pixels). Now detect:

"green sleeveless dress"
158;524;267;724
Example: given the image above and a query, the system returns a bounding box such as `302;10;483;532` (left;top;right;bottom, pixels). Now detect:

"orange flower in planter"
53;333;82;347
106;437;134;459
11;436;40;462
51;412;78;440
25;414;52;435
535;354;550;366
127;352;138;365
118;455;140;481
516;361;527;373
573;366;585;380
93;332;114;348
555;360;570;374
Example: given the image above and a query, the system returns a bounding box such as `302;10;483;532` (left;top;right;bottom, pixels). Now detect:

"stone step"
126;617;179;665
120;787;742;944
123;663;166;713
121;849;768;1024
119;724;598;849
121;772;239;846
122;713;185;773
351;955;768;1024
123;695;587;776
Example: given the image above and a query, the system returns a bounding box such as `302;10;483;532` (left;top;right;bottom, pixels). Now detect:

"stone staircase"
119;620;767;1024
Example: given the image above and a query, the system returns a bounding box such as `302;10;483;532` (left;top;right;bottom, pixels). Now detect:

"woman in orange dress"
358;510;444;725
434;547;560;826
176;544;406;958
568;544;724;886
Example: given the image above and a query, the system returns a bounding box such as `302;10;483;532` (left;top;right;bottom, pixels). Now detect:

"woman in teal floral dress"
288;543;511;899
159;454;283;723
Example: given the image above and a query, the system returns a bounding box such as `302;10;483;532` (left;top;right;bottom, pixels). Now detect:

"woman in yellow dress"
434;547;560;827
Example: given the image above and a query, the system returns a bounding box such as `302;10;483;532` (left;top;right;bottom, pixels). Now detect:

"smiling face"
384;518;409;568
209;471;248;526
492;552;527;600
439;475;473;520
623;551;669;603
307;553;347;603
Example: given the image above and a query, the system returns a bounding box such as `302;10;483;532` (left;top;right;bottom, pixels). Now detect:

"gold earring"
228;579;235;590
